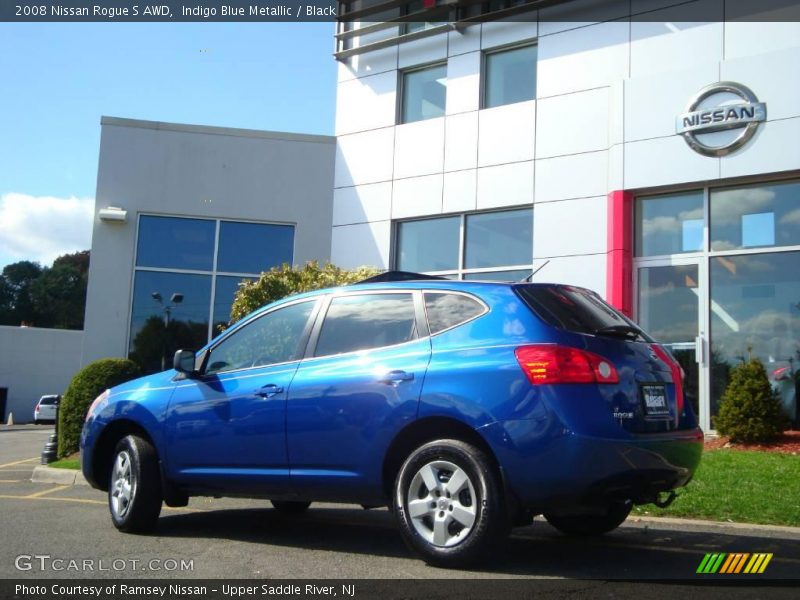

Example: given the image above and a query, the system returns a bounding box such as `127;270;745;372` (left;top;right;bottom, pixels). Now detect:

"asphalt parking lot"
1;427;798;593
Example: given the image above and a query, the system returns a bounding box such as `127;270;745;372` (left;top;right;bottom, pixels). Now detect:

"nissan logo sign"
676;81;766;157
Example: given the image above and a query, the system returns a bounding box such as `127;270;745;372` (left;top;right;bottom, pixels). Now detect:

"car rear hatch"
514;284;690;434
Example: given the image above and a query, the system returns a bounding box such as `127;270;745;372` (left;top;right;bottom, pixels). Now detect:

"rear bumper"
481;420;703;510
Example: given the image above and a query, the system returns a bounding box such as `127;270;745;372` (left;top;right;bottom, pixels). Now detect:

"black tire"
108;435;162;533
393;439;506;568
544;502;632;536
270;500;311;515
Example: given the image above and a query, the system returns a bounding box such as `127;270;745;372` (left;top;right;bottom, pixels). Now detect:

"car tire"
270;500;311;515
108;435;162;533
393;439;506;568
544;502;632;536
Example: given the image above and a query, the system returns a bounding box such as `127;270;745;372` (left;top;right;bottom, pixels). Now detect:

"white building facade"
331;0;800;431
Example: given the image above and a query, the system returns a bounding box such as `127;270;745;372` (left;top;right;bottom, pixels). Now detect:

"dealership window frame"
397;61;448;125
391;207;534;280
632;174;800;432
127;213;296;353
481;40;538;110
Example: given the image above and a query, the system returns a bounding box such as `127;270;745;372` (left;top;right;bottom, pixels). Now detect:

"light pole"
151;292;184;370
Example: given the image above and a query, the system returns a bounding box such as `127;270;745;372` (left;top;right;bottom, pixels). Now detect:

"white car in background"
34;395;60;424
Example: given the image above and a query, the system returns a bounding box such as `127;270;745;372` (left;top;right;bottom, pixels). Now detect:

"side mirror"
173;350;198;376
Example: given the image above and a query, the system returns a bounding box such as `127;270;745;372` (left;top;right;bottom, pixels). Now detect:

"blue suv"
81;274;703;566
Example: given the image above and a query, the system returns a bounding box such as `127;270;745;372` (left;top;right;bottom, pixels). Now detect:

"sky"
0;21;337;270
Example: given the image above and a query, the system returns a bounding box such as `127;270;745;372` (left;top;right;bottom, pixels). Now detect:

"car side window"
314;293;417;357
424;292;486;334
205;300;315;375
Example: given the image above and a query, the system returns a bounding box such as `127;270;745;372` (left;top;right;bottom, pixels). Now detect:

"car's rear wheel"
108;435;162;533
393;439;506;567
270;500;311;515
544;501;632;536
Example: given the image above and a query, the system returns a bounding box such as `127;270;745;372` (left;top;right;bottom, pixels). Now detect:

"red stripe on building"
606;190;633;317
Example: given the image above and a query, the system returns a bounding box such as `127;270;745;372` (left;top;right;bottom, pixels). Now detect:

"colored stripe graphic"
697;553;773;574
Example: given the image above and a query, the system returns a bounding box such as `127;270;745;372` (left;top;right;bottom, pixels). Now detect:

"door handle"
380;370;414;386
257;384;284;398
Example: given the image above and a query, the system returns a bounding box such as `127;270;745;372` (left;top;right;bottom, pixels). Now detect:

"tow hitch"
653;491;677;508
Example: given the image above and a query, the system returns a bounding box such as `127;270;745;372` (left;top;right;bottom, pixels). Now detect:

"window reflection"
484;44;537;109
465;209;532;269
397;217;460;272
710;252;800;420
217;221;294;274
635;191;704;257
129;271;211;374
213;276;256;334
711;180;800;251
136;216;215;271
401;64;447;124
638;265;699;344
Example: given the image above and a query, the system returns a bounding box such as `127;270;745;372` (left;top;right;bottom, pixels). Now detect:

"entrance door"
636;259;710;430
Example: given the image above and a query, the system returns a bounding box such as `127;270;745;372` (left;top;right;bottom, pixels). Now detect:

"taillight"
515;345;619;385
35;405;40;413
650;344;684;415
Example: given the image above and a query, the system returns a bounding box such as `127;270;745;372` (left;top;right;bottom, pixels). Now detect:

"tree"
30;251;90;329
0;260;43;326
713;356;789;443
129;315;209;374
228;261;381;326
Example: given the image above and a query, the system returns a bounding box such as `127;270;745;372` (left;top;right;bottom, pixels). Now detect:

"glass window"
136;216;215;271
710;251;800;418
635;192;704;257
463;269;530;282
484;44;537;108
637;265;699;344
396;217;460;272
217;221;294;274
401;64;446;124
517;285;649;339
206;301;316;375
213;275;256;334
465;209;532;269
128;271;212;374
424;293;485;334
315;294;417;357
711;181;800;251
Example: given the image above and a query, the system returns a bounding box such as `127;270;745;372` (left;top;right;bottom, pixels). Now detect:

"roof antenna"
521;260;550;283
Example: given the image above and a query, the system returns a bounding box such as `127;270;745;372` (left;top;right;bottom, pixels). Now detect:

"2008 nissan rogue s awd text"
82;274;703;567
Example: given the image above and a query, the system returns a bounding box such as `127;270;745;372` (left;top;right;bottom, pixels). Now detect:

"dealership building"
2;0;799;431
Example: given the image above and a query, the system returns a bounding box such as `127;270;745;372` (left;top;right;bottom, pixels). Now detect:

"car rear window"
516;285;651;340
39;397;58;405
424;292;486;334
315;293;417;357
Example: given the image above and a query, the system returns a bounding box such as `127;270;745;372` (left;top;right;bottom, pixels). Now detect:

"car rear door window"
424;292;486;334
315;294;417;357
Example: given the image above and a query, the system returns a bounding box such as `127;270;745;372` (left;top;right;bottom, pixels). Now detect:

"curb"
31;465;88;486
629;515;800;536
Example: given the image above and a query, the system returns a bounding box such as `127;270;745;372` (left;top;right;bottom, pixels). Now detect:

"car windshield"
515;284;652;342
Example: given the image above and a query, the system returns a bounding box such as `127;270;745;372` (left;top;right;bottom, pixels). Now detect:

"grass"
48;457;80;470
633;449;800;527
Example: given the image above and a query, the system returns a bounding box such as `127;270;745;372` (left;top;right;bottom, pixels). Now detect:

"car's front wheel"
108;435;162;533
393;439;506;567
544;501;632;536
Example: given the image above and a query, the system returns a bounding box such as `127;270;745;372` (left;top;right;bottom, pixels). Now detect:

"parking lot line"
25;485;69;498
0;457;39;469
0;480;21;483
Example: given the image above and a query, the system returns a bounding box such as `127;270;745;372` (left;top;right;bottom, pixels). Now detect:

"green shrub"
227;261;380;327
57;358;141;458
713;357;788;443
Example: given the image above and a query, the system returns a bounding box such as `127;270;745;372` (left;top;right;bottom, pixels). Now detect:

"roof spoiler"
355;270;449;284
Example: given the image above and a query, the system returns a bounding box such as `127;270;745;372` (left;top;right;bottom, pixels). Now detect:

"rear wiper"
594;325;644;340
